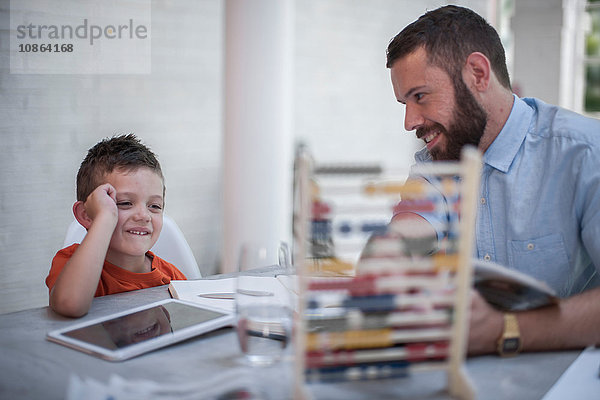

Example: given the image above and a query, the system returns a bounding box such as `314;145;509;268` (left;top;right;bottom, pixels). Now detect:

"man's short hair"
76;134;164;201
386;5;511;90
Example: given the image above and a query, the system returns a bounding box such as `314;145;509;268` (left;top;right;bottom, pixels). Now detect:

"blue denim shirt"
414;95;600;297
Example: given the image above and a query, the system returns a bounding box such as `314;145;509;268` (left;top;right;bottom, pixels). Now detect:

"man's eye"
415;93;425;101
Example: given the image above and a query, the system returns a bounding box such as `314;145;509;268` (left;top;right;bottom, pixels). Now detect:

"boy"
46;134;186;317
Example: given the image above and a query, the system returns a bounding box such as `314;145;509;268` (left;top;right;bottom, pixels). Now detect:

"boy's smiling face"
103;167;164;267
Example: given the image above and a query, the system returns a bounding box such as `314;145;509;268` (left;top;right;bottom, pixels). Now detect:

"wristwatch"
497;313;521;356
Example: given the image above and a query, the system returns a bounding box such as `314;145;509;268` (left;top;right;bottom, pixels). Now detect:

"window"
585;0;600;112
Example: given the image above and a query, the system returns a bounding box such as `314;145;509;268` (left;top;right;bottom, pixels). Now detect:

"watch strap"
497;313;521;356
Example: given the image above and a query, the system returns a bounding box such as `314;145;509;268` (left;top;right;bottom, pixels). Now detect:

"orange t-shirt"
46;244;187;297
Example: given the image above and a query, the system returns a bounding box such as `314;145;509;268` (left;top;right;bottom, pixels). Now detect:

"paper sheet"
169;276;298;313
169;278;237;312
67;370;266;400
542;346;600;400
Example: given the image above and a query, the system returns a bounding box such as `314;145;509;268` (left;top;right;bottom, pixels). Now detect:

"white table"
0;284;580;399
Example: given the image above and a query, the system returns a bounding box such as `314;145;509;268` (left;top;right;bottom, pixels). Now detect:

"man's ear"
463;52;491;92
73;201;92;230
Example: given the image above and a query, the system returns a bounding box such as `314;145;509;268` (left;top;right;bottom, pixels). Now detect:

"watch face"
503;337;521;353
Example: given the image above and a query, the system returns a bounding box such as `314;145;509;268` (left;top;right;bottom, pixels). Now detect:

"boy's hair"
76;134;164;201
386;5;511;90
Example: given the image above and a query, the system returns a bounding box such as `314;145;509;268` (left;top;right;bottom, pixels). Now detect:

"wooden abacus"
292;146;481;400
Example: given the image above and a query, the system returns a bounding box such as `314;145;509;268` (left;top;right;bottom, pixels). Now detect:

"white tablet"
46;299;234;361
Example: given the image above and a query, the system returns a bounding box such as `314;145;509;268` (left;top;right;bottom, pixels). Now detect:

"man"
386;5;600;355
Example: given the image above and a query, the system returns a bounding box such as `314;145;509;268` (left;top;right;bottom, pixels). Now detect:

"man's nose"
404;103;425;132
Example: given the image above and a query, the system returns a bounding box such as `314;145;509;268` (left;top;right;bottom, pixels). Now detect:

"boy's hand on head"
84;183;119;224
52;183;119;317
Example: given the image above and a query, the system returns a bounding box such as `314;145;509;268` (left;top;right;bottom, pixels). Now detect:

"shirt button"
527;243;535;250
480;198;486;205
484;254;491;261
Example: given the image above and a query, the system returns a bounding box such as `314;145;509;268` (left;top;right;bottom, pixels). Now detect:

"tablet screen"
49;300;231;359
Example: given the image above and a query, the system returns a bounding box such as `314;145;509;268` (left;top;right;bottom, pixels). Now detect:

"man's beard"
420;79;488;161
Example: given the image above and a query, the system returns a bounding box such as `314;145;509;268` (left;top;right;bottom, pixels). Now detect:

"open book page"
169;278;237;312
276;274;298;296
169;276;297;313
473;259;558;311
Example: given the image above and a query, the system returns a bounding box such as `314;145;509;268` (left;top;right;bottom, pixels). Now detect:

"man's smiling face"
390;46;487;160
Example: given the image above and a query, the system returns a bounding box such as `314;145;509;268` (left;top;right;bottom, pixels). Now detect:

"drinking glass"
237;240;292;274
235;241;293;366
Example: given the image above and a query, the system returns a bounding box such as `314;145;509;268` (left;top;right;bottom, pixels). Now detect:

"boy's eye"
149;204;163;212
116;201;132;207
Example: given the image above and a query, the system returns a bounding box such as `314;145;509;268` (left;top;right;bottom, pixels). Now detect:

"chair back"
62;214;202;279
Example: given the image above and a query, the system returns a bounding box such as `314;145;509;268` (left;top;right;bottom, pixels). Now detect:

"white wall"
512;0;563;104
0;0;494;314
0;0;224;314
294;0;492;170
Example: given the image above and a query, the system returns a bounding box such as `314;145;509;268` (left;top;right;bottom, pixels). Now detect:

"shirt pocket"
507;233;569;295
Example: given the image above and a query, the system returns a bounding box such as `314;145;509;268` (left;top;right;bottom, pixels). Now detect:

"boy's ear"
73;201;92;230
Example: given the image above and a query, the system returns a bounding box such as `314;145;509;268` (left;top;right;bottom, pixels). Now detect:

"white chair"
63;214;202;279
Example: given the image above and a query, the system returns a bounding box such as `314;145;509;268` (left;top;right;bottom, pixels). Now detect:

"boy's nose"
133;205;151;221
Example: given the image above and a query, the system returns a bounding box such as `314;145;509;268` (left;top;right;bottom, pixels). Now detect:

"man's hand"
468;289;503;355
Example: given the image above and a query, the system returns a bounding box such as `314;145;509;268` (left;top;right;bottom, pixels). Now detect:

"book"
356;252;559;311
168;277;238;312
472;259;558;311
168;275;297;313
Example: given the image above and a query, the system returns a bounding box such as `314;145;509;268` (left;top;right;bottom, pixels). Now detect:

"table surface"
0;283;581;400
